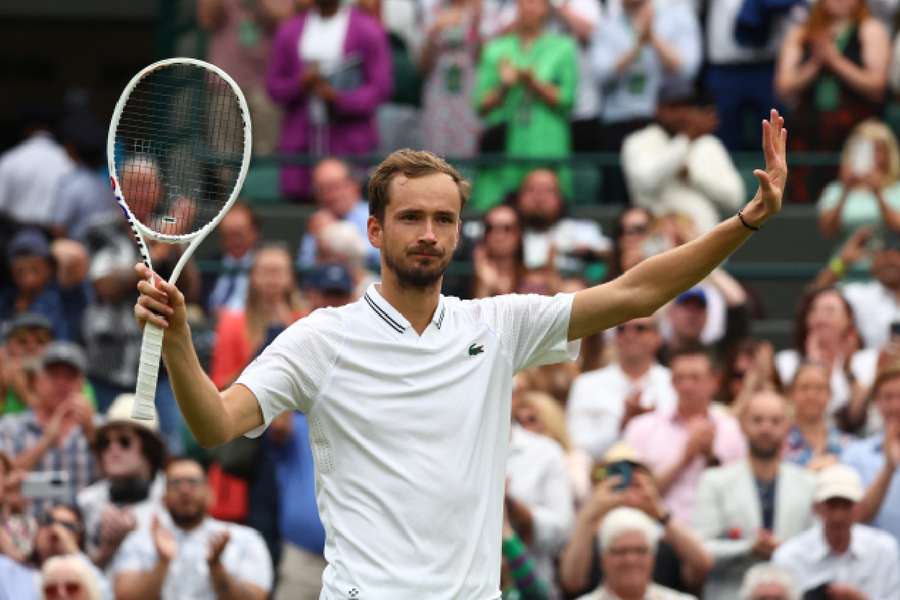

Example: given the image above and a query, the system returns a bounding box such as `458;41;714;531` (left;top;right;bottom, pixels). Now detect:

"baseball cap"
675;287;707;307
4;312;53;339
7;228;51;261
814;464;864;503
40;341;87;374
602;442;645;466
306;263;353;295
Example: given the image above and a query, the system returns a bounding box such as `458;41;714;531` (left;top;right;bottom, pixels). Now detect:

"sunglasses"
97;433;135;452
43;581;82;599
485;222;518;234
616;323;653;334
39;514;81;535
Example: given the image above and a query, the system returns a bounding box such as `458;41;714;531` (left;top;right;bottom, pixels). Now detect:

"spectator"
210;244;305;389
624;346;746;524
573;507;697;600
591;0;701;203
40;554;102;600
197;0;294;155
0;312;53;415
0;342;97;518
266;0;392;200
311;224;373;297
559;443;713;597
738;563;799;600
473;205;524;298
773;464;900;599
76;395;166;570
0;550;37;600
817;120;900;246
418;0;483;158
0;450;37;564
776;0;890;203
0;109;74;228
501;500;553;599
720;339;781;414
607;207;654;280
555;0;603;155
0;229;89;342
205;202;260;314
297;158;377;270
693;391;816;600
841;361;900;550
784;361;849;469
111;457;272;600
567;314;676;462
473;0;578;211
302;262;357;312
622;92;745;235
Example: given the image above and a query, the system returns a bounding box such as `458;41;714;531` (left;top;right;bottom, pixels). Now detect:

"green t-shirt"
817;180;900;265
2;382;97;415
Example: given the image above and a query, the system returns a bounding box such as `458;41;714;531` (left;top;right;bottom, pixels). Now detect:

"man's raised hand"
752;109;789;223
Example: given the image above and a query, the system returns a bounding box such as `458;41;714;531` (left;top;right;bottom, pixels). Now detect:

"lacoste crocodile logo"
468;343;485;356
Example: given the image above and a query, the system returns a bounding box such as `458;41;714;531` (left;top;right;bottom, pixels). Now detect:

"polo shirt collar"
363;283;447;334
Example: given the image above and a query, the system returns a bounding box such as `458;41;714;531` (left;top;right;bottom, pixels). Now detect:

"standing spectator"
591;0;700;203
197;0;294;155
841;361;900;550
40;554;102;600
784;361;849;469
738;563;799;600
817;120;900;246
623;346;746;524
111;457;272;600
773;464;900;599
266;0;392;200
0;110;74;228
693;391;816;600
622;93;745;235
418;0;483;158
0;342;97;518
555;0;603;155
473;0;578;211
205;203;260;314
573;507;697;600
0;312;53;415
567;314;676;462
776;0;890;203
210;245;305;389
473;205;524;298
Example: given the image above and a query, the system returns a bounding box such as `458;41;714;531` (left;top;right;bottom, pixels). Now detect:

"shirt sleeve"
109;530;156;576
874;535;900;599
566;374;620;461
471;293;580;372
236;310;342;437
224;527;274;592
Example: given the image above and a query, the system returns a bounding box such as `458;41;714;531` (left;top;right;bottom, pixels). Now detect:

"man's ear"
368;215;382;249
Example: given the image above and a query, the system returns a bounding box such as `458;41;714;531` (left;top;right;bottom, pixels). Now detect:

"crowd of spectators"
1;0;900;598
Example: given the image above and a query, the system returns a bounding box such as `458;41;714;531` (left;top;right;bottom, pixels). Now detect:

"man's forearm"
664;519;713;586
558;510;600;593
115;562;169;600
209;563;266;600
13;435;53;472
855;463;894;523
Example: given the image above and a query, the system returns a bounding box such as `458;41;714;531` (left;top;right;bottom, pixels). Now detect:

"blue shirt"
0;282;89;342
0;555;37;600
842;434;900;548
268;413;326;554
784;425;848;467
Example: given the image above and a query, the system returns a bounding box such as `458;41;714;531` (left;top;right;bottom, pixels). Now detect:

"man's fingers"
754;169;773;192
134;305;169;329
138;295;174;317
137;279;168;303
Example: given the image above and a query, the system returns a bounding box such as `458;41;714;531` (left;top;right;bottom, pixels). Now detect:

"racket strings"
113;63;246;236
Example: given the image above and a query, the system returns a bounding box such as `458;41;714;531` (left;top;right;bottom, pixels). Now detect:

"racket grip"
133;322;165;421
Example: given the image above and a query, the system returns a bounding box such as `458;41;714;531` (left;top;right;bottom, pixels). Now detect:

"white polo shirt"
237;284;579;599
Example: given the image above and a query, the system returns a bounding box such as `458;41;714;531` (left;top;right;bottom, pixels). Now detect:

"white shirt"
522;218;612;271
0;132;74;226
507;425;575;596
111;513;273;599
842;280;900;350
237;285;579;599
76;474;165;556
575;582;696;600
773;523;900;600
567;363;676;461
705;0;795;65
299;8;351;76
775;348;878;415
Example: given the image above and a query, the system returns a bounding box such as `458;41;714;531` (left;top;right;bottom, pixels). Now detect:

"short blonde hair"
367;149;470;221
841;120;900;185
41;555;102;600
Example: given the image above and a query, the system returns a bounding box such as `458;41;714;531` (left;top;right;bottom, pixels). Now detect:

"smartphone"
850;139;875;176
606;461;633;491
891;321;900;339
22;471;70;500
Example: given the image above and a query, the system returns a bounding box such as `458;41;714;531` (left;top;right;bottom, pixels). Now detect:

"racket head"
107;58;252;243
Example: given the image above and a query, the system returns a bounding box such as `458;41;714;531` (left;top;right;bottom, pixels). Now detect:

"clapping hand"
207;530;231;566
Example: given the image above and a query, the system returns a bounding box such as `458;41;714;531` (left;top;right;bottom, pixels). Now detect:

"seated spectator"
40;554;102;600
313;224;373;298
567;314;676;462
34;504;111;600
266;0;392;200
0;450;37;564
773;464;900;599
693;391;816;599
0;551;37;599
817;120;900;253
738;563;799;600
607;207;654;279
77;394;166;570
0;342;97;518
472;205;524;298
559;443;712;597
622;92;745;235
205;202;260;314
473;0;578;211
0;312;53;414
841;361;900;550
0;229;89;342
297;158;377;270
624;346;746;524
720;339;781;415
501;500;553;599
776;0;890;203
573;507;697;600
302;262;356;312
111;457;272;600
210;244;305;389
784;362;849;469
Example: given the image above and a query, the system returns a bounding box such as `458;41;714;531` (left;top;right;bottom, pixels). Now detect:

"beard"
169;505;205;529
383;245;451;289
749;439;781;460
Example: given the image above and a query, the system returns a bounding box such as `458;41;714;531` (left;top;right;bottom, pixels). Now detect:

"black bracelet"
738;209;760;231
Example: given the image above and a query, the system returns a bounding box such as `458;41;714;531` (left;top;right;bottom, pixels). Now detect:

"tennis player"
134;111;787;598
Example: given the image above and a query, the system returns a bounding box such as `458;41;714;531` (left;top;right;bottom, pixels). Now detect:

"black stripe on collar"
364;293;405;334
435;305;446;329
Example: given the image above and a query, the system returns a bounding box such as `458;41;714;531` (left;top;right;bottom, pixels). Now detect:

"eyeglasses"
97;433;135;452
485;222;518;234
166;476;205;490
616;323;653;334
43;581;83;599
621;224;648;236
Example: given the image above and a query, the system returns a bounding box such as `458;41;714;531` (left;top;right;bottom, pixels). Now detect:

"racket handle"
133;322;165;421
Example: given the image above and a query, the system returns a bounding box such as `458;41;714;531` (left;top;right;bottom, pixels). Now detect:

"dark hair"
367;149;470;221
607;207;654;281
793;287;857;354
720;338;783;405
164;455;208;475
226;201;260;232
669;343;717;372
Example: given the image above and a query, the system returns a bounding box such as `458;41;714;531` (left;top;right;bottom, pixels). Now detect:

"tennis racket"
107;58;252;420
